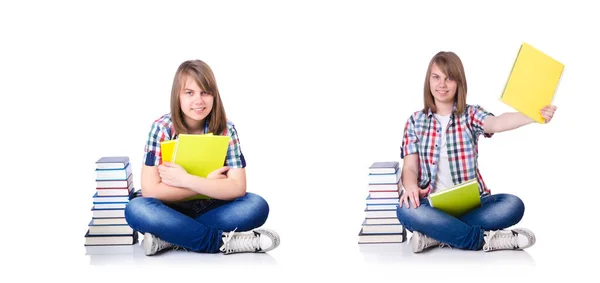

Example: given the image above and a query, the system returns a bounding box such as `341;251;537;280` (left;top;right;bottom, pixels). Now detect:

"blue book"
96;156;130;169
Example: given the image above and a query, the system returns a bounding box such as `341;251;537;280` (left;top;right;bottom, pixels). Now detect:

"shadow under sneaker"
411;231;441;253
220;228;280;255
483;228;536;252
143;233;175;256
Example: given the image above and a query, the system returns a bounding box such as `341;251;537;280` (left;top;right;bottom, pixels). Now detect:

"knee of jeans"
510;195;525;220
505;194;525;219
396;205;429;231
243;192;270;220
124;197;155;224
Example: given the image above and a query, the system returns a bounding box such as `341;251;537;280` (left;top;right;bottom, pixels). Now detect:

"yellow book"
160;140;177;163
173;134;230;200
500;43;564;124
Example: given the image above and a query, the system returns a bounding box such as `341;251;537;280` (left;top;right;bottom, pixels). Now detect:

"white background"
1;0;598;282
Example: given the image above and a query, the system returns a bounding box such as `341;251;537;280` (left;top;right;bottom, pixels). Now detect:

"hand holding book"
207;166;230;180
159;163;230;187
540;105;557;123
158;162;190;188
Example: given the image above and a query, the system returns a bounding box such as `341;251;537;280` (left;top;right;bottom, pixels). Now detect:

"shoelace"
220;229;261;254
483;230;518;251
439;243;452;249
172;246;188;252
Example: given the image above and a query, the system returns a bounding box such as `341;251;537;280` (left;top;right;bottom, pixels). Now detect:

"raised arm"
483;106;557;134
483;112;533;133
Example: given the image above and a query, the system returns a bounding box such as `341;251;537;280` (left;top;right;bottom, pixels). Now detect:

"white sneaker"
483;228;536;252
220;228;280;255
143;233;175;256
411;231;440;253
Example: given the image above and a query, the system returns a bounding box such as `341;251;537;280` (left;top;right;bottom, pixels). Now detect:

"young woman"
397;51;556;253
125;60;280;256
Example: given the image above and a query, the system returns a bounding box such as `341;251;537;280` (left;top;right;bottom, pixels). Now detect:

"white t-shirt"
432;113;454;194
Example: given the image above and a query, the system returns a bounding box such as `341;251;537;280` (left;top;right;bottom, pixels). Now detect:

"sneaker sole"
411;231;422;253
254;228;280;252
143;233;155;256
512;228;536;249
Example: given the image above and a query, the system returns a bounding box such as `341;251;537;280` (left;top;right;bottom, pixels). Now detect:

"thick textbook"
428;178;481;217
96;156;129;169
500;42;564;124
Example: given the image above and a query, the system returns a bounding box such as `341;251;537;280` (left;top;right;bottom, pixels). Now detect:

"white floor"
85;236;534;268
80;232;546;283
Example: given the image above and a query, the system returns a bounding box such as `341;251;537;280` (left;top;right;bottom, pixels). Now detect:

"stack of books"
84;156;138;246
358;161;406;244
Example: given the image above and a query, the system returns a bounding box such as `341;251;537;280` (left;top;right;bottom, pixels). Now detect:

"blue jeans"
396;193;525;250
125;192;269;253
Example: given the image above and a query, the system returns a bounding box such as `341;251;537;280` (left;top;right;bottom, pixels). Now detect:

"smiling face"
422;52;468;115
179;74;214;131
429;63;457;105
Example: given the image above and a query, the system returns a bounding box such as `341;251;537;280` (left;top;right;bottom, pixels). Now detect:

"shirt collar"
428;103;458;118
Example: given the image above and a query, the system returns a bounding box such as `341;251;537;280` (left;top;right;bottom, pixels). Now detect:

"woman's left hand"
541;105;557;123
158;162;189;187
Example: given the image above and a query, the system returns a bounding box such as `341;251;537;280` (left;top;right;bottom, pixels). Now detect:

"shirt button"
435;144;438;147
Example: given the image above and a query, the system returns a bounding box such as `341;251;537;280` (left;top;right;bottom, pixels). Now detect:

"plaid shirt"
401;104;494;196
143;113;246;168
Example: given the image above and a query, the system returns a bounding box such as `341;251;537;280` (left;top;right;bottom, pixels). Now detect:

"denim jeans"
125;192;269;253
396;193;525;250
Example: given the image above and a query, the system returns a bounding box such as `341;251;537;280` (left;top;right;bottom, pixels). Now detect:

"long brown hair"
423;51;468;115
170;60;227;135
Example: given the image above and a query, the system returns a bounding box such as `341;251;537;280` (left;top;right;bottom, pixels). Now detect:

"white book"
368;191;400;199
88;224;134;235
368;182;401;191
364;209;397;218
92;208;125;218
361;223;405;234
84;230;137;246
93;203;128;209
91;218;128;225
358;228;406;244
363;217;401;225
368;171;400;184
365;196;400;205
95;164;133;181
365;204;398;210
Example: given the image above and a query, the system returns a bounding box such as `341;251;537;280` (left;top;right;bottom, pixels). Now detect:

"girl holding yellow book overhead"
397;51;556;253
125;60;280;256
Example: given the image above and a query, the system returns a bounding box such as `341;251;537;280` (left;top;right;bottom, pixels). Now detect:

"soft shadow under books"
85;243;279;266
358;239;535;266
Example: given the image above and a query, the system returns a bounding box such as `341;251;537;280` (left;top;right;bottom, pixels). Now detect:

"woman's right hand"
399;185;426;209
207;166;230;180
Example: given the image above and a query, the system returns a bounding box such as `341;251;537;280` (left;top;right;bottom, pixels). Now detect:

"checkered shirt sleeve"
143;116;172;167
224;121;246;169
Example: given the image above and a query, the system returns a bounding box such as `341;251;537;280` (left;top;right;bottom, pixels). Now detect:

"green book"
428;178;481;217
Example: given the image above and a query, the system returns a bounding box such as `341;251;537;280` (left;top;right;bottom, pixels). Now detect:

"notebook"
500;42;564;124
160;133;230;200
428;178;481;217
160;140;177;163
